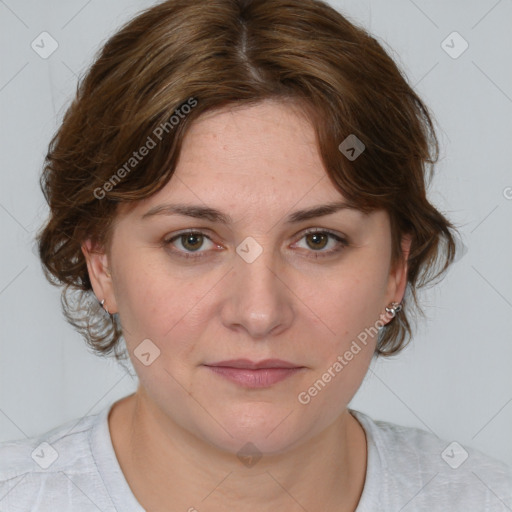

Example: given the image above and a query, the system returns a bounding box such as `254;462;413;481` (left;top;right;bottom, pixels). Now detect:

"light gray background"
1;0;511;469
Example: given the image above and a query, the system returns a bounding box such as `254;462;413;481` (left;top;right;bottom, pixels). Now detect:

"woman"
1;0;510;510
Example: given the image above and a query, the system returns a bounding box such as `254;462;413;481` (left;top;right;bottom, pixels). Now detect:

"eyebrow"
141;200;362;224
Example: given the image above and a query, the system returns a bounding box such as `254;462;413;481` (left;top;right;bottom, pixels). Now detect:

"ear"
81;239;118;314
385;233;412;306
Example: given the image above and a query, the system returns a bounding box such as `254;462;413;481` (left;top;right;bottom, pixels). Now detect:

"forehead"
172;99;331;195
117;99;359;221
185;100;317;159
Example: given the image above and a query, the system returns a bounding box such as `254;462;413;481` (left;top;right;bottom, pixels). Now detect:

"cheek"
110;251;174;340
112;253;220;358
294;271;382;414
305;262;389;344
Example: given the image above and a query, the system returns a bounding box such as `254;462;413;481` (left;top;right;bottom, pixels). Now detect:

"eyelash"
162;228;349;261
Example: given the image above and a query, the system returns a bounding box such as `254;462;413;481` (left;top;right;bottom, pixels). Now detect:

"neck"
109;390;367;512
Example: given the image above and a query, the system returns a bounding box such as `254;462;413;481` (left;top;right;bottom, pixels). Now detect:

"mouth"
204;359;305;388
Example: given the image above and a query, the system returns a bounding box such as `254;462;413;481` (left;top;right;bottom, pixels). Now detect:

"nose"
219;245;294;339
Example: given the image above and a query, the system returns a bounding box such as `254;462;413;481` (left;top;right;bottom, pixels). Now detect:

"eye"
163;228;349;261
293;229;348;258
163;230;220;259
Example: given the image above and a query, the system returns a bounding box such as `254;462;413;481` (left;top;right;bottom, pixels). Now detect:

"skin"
82;99;410;512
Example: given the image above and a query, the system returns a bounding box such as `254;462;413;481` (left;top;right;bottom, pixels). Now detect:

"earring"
99;298;110;316
96;297;115;326
385;301;402;318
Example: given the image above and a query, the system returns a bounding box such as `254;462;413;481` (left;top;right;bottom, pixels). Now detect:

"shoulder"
0;414;95;478
0;410;113;511
350;409;512;511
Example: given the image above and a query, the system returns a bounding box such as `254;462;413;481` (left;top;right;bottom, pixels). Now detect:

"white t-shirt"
1;401;511;511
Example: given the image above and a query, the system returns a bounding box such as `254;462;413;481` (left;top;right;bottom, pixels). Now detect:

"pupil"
183;234;202;251
308;233;327;250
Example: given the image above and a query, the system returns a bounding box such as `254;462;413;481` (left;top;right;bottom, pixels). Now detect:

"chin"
192;408;313;459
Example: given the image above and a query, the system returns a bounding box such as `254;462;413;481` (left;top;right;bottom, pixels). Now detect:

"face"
84;99;409;455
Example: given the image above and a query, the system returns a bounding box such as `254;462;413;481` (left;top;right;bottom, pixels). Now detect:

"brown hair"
36;0;456;361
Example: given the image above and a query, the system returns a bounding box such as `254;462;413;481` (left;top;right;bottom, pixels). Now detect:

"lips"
204;359;304;388
205;358;301;370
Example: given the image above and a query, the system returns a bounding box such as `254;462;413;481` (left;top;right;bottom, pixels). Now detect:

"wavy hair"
36;0;456;361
